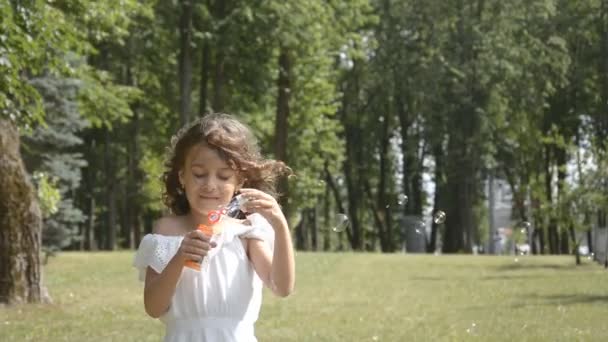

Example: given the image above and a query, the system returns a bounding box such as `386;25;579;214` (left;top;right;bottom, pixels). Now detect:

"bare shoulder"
153;216;190;236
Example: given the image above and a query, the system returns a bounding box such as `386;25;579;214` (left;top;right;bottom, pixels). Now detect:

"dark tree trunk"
199;40;210;115
86;195;97;251
104;129;117;250
323;181;331;251
294;209;307;250
442;0;484;253
557;146;568;255
212;0;227;112
0;120;48;304
123;54;140;249
344;137;362;250
179;0;193;125
544;145;559;254
82;132;98;251
325;165;353;244
598;0;608;152
310;207;318;251
429;144;444;253
274;47;292;215
376;103;392;252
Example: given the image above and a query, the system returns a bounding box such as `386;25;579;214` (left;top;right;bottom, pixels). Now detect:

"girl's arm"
143;221;215;318
143;253;187;318
247;215;295;297
241;188;295;297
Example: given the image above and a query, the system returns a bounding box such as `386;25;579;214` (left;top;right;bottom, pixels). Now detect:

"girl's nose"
200;177;218;192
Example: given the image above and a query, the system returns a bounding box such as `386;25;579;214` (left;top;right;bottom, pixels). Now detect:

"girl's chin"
191;207;220;216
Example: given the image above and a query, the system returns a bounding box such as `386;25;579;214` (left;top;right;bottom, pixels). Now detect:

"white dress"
133;213;274;342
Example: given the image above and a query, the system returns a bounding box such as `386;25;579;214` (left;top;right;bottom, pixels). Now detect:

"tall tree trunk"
200;40;211;115
442;0;484;253
86;195;97;250
364;180;386;251
377;104;392;252
212;0;227;112
598;0;608;153
443;133;466;253
0;120;47;304
179;0;193;125
82;132;98;251
131;108;142;248
325;166;353;244
556;145;568;254
274;47;292;216
344;127;362;250
596;0;608;236
104;129;117;250
122;53;136;249
323;182;331;251
341;74;363;251
294;209;308;250
544;145;559;254
124;113;141;249
310;207;318;251
429;144;444;253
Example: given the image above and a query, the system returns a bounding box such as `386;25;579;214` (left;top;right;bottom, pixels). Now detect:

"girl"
133;113;295;341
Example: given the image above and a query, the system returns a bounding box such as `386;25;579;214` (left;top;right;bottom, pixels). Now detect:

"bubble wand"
184;195;248;270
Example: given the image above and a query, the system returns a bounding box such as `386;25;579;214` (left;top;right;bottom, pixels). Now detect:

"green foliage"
0;0;84;127
22;75;89;250
139;150;164;212
32;171;60;218
4;0;608;254
77;66;142;129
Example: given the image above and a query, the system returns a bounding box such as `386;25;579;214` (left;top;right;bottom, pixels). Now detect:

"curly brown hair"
161;113;292;215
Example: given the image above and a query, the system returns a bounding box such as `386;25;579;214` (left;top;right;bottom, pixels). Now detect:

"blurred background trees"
2;0;607;275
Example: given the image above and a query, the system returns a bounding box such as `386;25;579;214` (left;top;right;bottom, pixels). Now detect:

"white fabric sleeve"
132;234;183;282
241;213;275;252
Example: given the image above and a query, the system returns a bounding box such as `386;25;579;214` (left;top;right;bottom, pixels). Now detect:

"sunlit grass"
1;251;607;341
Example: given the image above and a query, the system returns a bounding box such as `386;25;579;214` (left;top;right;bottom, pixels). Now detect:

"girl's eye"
218;175;231;181
193;173;206;178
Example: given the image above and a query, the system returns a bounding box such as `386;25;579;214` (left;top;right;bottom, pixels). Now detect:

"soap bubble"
433;211;446;224
333;214;350;233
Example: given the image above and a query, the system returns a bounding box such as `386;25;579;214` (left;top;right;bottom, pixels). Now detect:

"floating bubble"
433;211;446;224
517;221;531;231
397;194;408;206
466;322;478;335
332;214;350;233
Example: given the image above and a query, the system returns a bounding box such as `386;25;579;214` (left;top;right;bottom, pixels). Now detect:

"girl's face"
179;143;241;217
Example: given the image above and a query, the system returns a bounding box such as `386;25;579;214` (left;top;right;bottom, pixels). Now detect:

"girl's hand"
239;188;287;227
178;230;217;262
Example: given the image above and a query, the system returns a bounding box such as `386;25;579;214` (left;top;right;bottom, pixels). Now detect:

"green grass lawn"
1;252;607;341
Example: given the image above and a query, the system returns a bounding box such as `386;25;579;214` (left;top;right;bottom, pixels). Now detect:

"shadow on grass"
408;276;443;281
500;293;608;309
493;263;583;272
528;293;608;305
480;274;552;281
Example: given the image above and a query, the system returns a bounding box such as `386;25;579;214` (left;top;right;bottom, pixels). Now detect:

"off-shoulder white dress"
133;213;274;342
